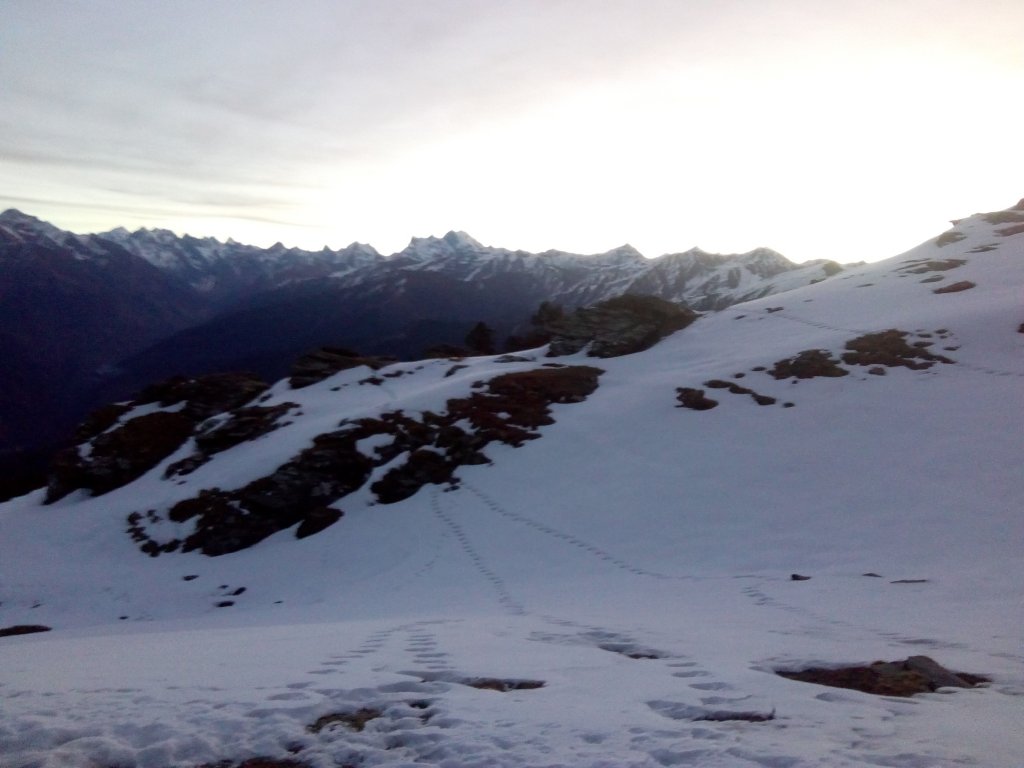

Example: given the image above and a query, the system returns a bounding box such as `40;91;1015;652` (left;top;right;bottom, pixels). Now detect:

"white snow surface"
1;211;1023;767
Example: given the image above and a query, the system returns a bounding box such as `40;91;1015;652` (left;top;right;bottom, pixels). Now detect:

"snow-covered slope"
1;203;1023;767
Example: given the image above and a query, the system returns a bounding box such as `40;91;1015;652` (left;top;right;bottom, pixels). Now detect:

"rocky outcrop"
289;347;395;388
45;373;269;503
546;295;698;358
47;411;195;502
127;365;602;556
165;402;298;478
134;372;269;420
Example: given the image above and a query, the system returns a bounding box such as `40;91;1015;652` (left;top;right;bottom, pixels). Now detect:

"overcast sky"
2;0;1022;262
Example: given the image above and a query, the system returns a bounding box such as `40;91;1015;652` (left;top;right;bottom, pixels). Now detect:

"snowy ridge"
3;208;846;313
1;202;1023;767
98;226;383;299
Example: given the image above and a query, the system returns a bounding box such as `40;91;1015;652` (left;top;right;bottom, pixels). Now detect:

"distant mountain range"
0;209;844;496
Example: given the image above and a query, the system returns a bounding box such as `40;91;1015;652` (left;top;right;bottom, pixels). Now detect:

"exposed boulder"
546;295;698;358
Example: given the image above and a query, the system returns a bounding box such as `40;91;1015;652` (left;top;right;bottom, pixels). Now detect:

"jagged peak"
0;208;70;243
442;230;484;249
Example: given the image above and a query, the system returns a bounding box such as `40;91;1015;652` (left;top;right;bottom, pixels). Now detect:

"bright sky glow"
1;0;1022;262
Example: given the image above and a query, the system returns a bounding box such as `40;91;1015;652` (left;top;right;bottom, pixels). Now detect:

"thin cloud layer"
2;0;1022;261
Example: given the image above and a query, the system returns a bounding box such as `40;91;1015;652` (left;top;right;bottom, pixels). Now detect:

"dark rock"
899;258;966;274
933;281;976;294
197;758;312;768
675;388;718;410
74;403;133;442
129;365;602;555
777;655;987;697
862;572;882;578
422;344;469;359
546;295;698;358
790;573;812;581
195;403;297;456
47;372;269;502
769;350;848;380
295;507;343;539
136;372;268;420
47;410;195;502
289;346;393;389
460;677;545;692
0;624;51;638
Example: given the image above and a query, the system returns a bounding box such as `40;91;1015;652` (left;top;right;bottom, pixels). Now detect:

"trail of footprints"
429;491;525;615
461;482;693;582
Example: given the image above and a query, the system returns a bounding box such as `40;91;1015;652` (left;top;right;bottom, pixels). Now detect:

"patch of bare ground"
841;330;953;370
898;257;966;273
777;655;988;697
997;223;1024;237
934;230;966;247
769;349;848;380
933;280;976;294
702;379;777;405
982;210;1024;225
675;388;718;410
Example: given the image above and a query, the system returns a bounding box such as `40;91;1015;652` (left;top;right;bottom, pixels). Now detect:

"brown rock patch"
841;330;953;370
777;655;988;697
933;281;976;294
769;350;848;380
